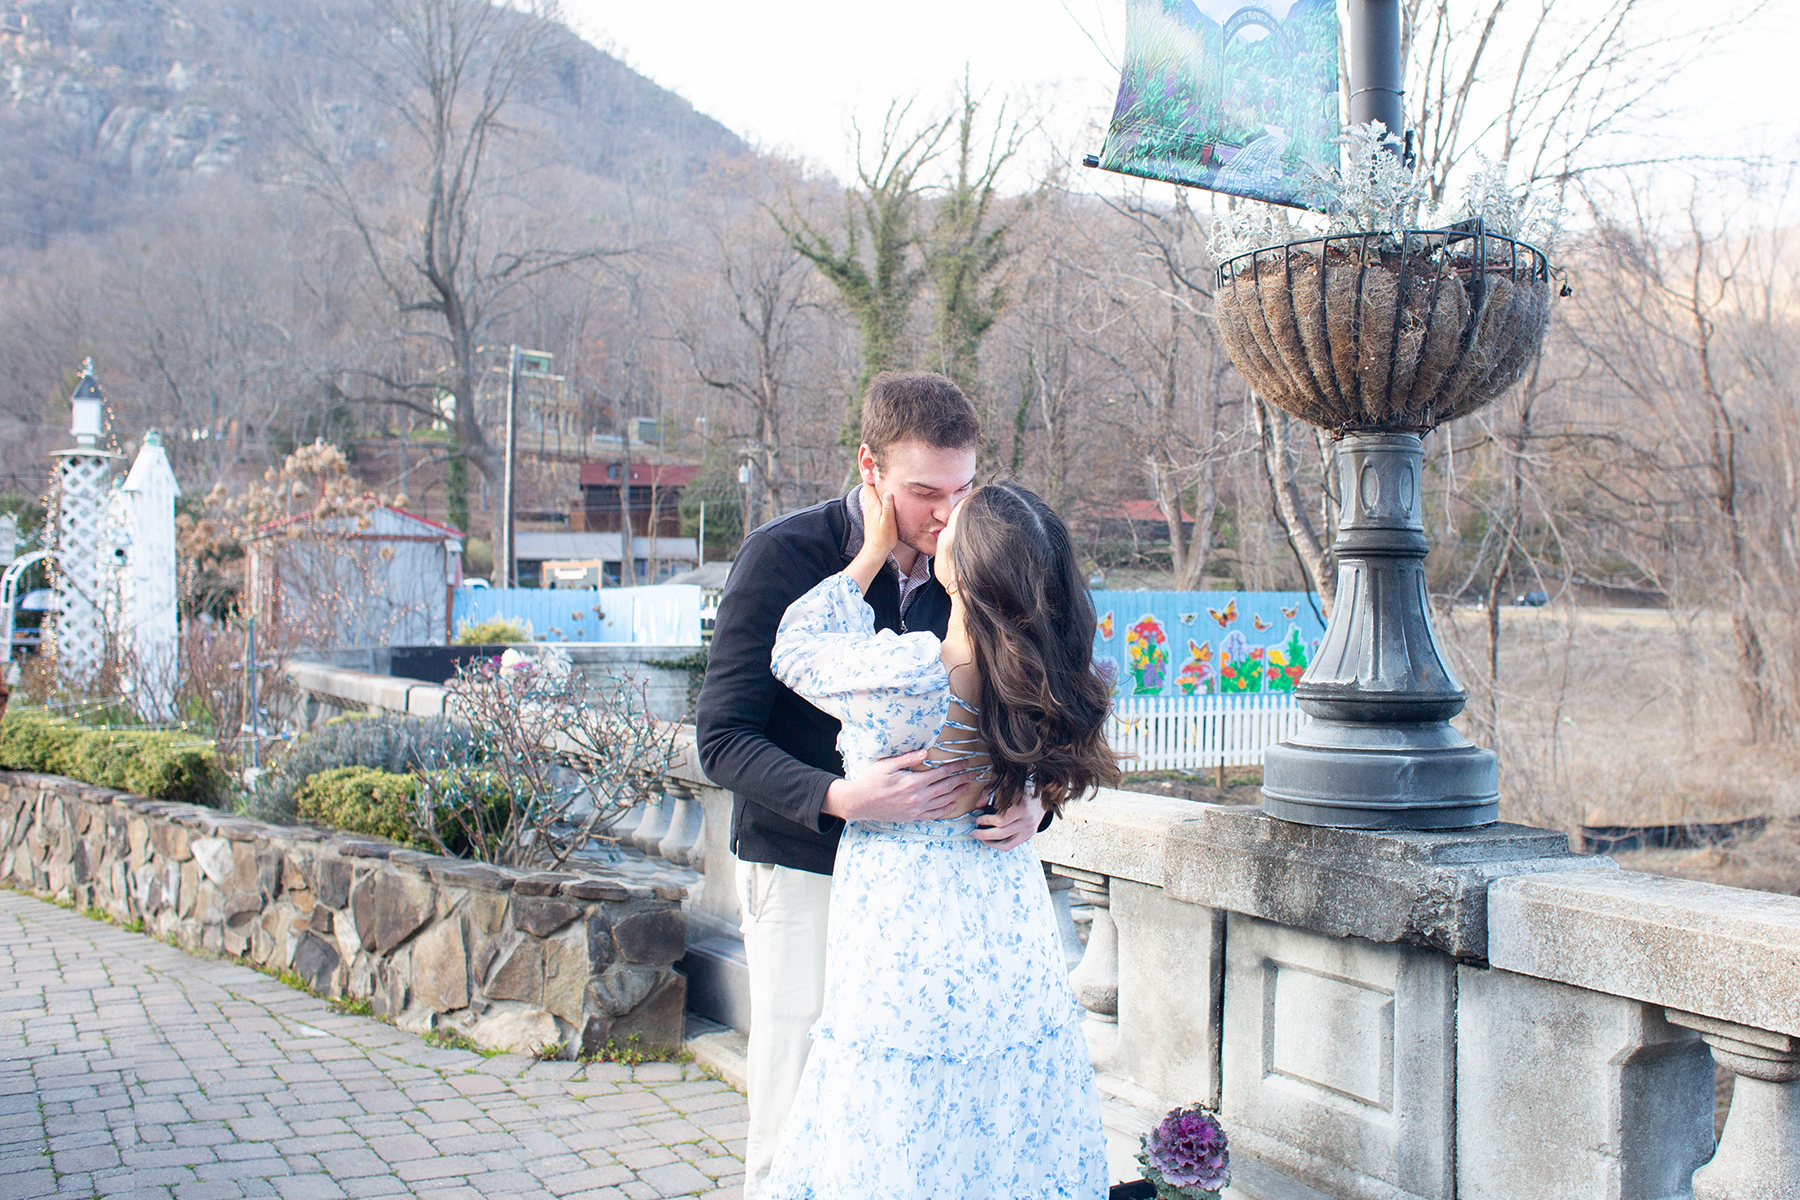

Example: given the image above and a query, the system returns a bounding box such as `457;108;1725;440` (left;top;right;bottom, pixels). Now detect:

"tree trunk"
1255;397;1336;613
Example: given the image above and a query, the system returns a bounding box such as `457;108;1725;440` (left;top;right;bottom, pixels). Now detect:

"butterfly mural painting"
1207;599;1238;627
1098;611;1115;641
1280;603;1299;620
1252;614;1272;631
1175;639;1214;695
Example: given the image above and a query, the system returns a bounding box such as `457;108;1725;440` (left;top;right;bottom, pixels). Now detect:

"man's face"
858;438;978;558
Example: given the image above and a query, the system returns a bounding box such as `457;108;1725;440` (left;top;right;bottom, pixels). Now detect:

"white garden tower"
51;359;119;688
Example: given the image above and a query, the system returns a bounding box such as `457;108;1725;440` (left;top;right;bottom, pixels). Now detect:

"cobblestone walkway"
0;891;746;1200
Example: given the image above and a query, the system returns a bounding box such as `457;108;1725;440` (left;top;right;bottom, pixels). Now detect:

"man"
696;371;1048;1197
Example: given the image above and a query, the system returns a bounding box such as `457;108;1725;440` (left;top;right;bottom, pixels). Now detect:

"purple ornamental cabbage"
1138;1105;1230;1198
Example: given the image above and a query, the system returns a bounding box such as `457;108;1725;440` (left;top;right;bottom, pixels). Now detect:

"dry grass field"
1436;605;1800;895
1116;603;1800;897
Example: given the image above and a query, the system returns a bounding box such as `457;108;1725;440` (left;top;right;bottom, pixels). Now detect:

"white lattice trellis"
52;452;113;687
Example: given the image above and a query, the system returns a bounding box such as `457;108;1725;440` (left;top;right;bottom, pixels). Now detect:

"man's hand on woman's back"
973;789;1046;851
822;748;969;822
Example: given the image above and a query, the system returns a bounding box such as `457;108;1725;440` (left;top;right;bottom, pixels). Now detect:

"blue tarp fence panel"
450;585;701;644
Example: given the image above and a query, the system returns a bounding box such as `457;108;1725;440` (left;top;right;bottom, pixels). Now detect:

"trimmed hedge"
294;766;419;847
293;765;512;858
0;713;229;806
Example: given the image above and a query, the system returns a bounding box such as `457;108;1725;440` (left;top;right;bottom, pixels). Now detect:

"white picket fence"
1107;692;1307;772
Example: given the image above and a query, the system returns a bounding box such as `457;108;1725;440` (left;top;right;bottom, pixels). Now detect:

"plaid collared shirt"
845;490;934;620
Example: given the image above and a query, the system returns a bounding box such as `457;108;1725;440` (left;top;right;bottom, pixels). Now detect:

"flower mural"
1092;592;1324;698
1126;614;1170;694
1175;639;1213;694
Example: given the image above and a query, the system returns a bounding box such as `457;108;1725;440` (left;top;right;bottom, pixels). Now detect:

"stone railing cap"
1489;870;1800;1038
1159;806;1608;960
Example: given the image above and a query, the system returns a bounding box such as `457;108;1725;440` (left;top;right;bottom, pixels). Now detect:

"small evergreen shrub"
454;618;531;645
253;713;468;822
294;767;419;846
0;713;229;806
292;764;511;855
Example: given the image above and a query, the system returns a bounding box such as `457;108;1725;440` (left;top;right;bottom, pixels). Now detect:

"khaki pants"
735;859;832;1200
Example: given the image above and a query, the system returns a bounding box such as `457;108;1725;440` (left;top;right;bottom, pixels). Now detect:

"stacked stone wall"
0;771;687;1058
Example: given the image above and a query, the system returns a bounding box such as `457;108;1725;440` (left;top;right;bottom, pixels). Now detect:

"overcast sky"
563;1;1799;212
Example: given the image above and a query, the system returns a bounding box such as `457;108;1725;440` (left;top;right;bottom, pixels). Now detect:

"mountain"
0;0;748;245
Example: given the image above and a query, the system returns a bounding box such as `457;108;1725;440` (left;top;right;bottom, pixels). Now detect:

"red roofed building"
1087;498;1197;543
574;461;702;538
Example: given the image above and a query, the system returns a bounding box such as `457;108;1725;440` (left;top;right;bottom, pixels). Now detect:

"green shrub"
292;764;513;855
253;713;467;823
295;767;419;846
0;713;229;806
454;617;531;645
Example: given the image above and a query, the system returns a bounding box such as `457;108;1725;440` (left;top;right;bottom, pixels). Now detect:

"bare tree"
282;0;621;529
779;101;950;442
1572;192;1784;739
926;76;1032;443
1084;186;1238;590
678;181;820;522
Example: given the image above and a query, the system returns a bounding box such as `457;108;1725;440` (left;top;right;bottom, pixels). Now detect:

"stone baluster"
1063;867;1119;1071
1667;1010;1800;1200
609;798;646;842
1043;866;1085;972
657;779;704;867
628;788;670;854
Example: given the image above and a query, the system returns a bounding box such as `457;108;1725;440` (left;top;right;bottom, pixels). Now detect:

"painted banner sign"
1091;590;1326;696
1096;0;1339;209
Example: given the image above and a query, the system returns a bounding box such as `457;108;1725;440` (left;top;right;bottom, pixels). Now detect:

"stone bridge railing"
645;756;1800;1200
284;661;1800;1198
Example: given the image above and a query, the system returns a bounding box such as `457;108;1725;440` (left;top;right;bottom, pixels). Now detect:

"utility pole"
499;344;518;587
619;422;634;586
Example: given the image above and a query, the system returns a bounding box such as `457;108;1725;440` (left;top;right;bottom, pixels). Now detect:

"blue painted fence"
451;585;702;644
1089;590;1325;699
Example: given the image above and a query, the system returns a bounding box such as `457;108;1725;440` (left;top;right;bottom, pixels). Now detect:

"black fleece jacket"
695;494;951;876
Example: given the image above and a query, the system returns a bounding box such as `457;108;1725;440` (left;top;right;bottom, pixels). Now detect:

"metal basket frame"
1216;218;1550;432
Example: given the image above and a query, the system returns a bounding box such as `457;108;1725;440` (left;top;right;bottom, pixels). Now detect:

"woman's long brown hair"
948;481;1121;815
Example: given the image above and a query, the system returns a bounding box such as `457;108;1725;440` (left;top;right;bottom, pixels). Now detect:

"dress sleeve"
771;572;947;725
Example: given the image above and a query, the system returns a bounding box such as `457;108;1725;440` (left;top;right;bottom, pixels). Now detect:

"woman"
762;479;1120;1199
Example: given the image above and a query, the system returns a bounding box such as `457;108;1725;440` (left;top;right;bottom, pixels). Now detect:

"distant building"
572;461;701;539
1087;498;1198;544
515;531;698;588
247;506;464;647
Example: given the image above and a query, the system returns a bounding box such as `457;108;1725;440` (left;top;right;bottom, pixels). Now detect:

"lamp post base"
1263;431;1499;831
1262;719;1498;829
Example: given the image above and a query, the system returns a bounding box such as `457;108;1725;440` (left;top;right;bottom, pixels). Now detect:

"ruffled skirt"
760;815;1108;1200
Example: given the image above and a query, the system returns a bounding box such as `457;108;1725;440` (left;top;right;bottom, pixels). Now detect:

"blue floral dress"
762;572;1109;1200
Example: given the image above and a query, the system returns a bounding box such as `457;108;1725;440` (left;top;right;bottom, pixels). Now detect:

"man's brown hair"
859;370;981;465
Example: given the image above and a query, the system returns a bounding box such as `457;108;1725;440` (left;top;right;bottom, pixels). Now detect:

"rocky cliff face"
0;0;745;238
1;1;250;183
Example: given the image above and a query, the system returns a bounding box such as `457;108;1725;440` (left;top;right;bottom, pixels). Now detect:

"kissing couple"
699;370;1120;1198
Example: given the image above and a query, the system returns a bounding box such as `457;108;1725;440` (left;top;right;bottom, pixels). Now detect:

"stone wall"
0;771;688;1058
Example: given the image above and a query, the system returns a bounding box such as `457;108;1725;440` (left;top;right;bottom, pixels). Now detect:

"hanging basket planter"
1215;222;1551;432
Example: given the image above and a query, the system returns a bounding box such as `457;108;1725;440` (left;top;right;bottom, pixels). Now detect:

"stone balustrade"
1034;791;1800;1200
270;661;1800;1198
0;771;689;1060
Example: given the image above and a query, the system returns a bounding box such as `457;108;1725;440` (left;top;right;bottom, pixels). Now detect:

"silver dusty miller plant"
1211;123;1563;258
